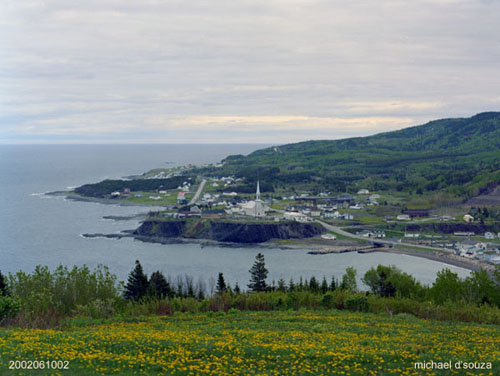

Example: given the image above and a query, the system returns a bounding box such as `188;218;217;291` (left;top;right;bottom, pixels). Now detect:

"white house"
322;211;340;219
341;213;354;220
463;214;474;223
397;214;411;221
357;189;370;194
404;233;420;238
485;232;495;240
283;212;311;223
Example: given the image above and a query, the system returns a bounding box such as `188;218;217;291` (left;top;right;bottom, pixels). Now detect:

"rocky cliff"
133;218;325;243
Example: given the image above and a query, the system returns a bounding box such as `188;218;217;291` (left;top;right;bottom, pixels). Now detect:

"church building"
240;181;268;217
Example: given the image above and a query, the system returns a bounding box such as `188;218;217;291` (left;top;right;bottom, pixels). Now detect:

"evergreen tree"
187;278;195;298
195;278;206;300
216;272;227;294
248;253;268;292
277;278;287;292
175;276;184;298
298;276;304;291
329;276;337;291
197;288;205;300
148;271;171;299
309;276;319;292
124;260;149;301
321;276;329;294
288;278;295;292
234;282;241;294
0;270;8;296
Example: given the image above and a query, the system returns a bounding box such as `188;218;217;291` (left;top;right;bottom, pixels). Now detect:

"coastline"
61;191;492;274
83;230;487;273
378;247;488;272
47;191;167;208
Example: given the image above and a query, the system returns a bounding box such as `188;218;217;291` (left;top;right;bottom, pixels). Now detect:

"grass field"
1;310;498;375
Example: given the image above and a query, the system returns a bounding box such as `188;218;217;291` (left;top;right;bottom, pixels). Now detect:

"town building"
240;181;269;217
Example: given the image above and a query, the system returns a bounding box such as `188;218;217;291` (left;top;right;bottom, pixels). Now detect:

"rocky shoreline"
81;229;488;273
63;191;492;273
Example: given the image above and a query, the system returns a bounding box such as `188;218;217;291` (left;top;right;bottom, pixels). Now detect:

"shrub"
8;265;121;317
0;296;21;321
321;293;335;309
345;295;369;312
75;299;116;319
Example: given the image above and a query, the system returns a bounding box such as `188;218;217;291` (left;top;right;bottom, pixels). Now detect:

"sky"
1;0;500;144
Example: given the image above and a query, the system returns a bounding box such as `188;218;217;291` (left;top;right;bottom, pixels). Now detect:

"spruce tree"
288;278;295;292
309;276;319;292
124;260;149;301
298;276;304;291
321;276;329;294
216;272;227;294
148;271;171;299
0;270;8;296
329;276;337;291
187;278;195;298
248;253;268;292
277;278;286;292
197;287;205;300
234;282;241;294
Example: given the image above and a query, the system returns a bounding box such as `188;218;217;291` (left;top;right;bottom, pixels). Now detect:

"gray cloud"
1;0;500;143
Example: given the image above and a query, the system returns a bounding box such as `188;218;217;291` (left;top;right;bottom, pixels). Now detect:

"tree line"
1;257;500;328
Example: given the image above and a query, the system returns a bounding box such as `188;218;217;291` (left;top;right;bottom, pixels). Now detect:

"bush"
9;265;121;317
74;299;116;319
0;296;21;321
345;295;369;312
321;293;335;309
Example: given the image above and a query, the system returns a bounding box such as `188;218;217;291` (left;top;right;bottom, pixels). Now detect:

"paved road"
189;179;207;205
317;220;453;253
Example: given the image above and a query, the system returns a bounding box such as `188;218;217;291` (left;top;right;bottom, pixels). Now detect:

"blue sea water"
0;144;470;287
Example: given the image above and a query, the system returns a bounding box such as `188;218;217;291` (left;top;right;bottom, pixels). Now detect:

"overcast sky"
1;0;500;144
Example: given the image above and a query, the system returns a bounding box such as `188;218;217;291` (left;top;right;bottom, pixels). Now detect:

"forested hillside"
205;112;500;197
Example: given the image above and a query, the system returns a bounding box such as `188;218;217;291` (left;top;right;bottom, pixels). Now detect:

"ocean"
0;144;470;287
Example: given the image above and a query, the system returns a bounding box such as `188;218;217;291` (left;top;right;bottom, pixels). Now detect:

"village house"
340;213;354;220
485;232;495;240
283;212;312;223
404;233;420;238
321;210;340;219
463;214;474;223
396;214;411;221
357;229;386;238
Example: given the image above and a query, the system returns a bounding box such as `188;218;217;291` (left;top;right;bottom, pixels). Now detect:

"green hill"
208;112;500;198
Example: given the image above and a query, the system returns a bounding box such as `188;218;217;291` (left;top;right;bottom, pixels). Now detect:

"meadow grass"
0;310;498;375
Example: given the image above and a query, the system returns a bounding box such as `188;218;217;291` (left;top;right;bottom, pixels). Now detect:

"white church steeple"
256;180;261;201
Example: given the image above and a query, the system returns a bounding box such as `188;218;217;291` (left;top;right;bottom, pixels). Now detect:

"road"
189;179;207;205
317;220;453;253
